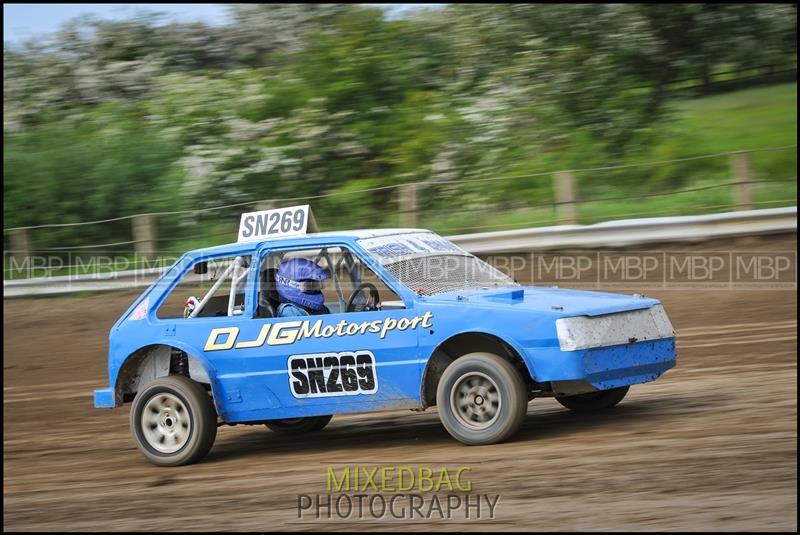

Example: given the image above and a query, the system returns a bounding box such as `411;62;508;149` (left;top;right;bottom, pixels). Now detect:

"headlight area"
555;304;675;352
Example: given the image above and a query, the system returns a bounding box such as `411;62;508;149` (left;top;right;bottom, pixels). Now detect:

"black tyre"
130;376;218;467
436;352;528;445
265;415;332;434
555;385;630;412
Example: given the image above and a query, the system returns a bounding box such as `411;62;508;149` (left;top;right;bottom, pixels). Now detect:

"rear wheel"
556;385;630;412
130;376;217;467
436;353;528;445
265;415;332;434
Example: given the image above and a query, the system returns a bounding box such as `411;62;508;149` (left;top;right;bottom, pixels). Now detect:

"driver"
275;258;331;317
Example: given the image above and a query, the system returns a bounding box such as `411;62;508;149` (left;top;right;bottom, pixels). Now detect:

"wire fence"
3;144;797;279
4;144;796;233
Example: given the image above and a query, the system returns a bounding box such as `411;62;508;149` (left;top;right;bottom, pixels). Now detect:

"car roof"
187;228;432;257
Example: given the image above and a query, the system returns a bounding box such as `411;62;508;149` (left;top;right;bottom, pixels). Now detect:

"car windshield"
358;231;519;296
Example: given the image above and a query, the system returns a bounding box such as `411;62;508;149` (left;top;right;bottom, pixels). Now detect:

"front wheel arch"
421;332;535;408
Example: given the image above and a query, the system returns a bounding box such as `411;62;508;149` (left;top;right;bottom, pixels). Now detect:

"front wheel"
436;353;528;445
555;385;630;412
265;415;332;434
130;376;218;467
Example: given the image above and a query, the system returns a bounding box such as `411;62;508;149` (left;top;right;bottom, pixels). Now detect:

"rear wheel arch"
115;344;216;406
421;332;535;408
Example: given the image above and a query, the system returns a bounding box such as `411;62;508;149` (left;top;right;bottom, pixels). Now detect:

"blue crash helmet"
275;258;331;311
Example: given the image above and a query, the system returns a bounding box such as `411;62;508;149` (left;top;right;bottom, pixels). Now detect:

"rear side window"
157;255;252;319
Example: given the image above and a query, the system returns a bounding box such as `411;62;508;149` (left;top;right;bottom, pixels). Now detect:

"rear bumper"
93;388;115;408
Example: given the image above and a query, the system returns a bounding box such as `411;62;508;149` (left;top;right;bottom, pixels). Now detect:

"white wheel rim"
141;393;191;454
450;371;502;430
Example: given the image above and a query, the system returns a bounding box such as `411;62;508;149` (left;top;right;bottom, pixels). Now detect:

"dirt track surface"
3;234;797;531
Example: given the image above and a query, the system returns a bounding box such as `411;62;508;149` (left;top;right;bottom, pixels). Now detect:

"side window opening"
255;246;403;318
336;250;406;311
157;255;252;319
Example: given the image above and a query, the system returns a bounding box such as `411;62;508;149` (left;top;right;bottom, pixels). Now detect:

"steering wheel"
345;282;381;312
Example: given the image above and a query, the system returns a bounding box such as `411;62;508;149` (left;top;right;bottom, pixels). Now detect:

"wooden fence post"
729;151;754;210
399;183;419;228
9;228;31;269
133;214;157;260
553;171;578;225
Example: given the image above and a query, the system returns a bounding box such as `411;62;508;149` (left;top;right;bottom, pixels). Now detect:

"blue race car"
94;206;676;466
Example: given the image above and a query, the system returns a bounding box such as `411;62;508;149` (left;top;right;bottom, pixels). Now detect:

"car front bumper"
580;337;676;389
527;337;677;390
